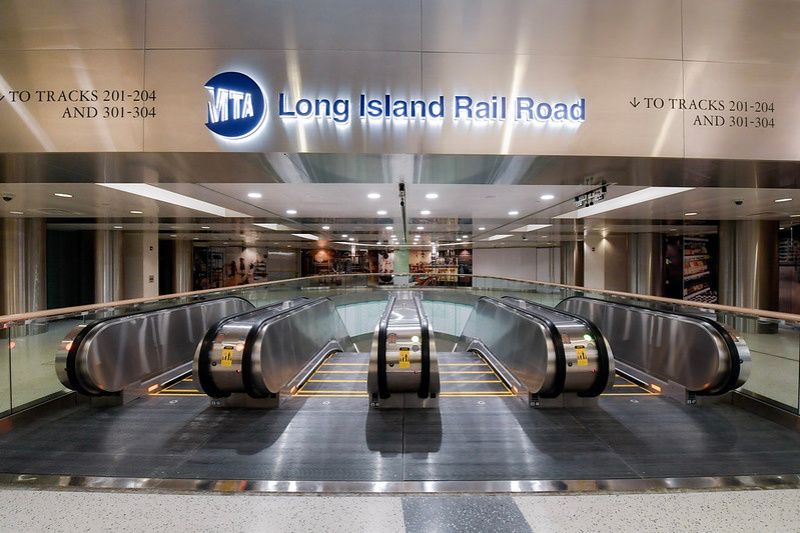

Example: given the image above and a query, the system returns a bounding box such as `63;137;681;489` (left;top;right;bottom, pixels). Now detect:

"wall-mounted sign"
204;72;266;139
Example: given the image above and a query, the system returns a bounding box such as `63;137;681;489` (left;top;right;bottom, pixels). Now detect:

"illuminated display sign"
205;71;585;140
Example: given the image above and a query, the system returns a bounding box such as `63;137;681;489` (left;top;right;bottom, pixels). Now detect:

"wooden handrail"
1;273;798;325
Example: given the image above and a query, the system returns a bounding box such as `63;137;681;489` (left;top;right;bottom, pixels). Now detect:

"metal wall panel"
0;0;145;50
145;0;421;51
0;51;144;152
422;0;682;59
419;53;685;157
684;0;800;65
683;61;800;160
143;49;423;153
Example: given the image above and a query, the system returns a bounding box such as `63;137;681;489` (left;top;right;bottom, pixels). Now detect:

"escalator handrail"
502;296;611;398
376;295;397;400
480;296;567;398
413;295;432;399
560;295;742;395
195;297;311;398
65;295;253;396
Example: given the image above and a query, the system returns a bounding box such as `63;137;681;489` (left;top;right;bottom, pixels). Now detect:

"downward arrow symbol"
629;97;640;108
0;94;5;102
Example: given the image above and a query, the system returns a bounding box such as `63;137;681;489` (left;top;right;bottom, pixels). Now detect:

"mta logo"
204;72;266;139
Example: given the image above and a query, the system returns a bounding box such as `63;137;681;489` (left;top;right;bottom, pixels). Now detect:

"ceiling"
2;152;799;249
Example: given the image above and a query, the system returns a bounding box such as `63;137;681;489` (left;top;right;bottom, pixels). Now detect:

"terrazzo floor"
1;487;798;532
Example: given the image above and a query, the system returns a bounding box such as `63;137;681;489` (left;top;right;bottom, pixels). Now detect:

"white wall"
473;247;560;282
583;234;628;291
123;231;159;299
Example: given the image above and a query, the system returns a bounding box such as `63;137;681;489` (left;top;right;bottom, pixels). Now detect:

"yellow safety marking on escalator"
306;379;368;383
314;370;368;374
603;392;657;396
440;380;503;384
294;389;366;394
321;363;369;366
440;371;495;374
440;391;515;396
294;392;369;398
155;393;206;397
615;384;642;388
439;363;489;366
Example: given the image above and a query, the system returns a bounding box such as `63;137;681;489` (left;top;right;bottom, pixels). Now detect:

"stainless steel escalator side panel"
56;297;255;395
501;297;615;395
197;297;355;398
558;296;751;394
248;298;354;396
456;297;558;396
368;292;439;407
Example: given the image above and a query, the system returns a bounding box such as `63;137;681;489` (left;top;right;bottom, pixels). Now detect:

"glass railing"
0;273;797;416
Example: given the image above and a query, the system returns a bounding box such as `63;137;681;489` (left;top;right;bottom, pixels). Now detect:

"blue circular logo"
204;72;266;139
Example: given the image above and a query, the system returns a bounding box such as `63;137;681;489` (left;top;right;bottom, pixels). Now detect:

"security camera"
734;199;743;206
2;193;13;202
521;235;528;241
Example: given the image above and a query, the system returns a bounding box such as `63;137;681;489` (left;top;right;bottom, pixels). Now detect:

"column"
719;220;778;311
172;239;193;293
560;240;584;286
94;229;124;303
0;219;46;315
627;233;663;296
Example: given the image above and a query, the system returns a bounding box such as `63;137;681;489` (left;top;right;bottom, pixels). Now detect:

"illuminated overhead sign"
204;72;266;139
205;71;585;140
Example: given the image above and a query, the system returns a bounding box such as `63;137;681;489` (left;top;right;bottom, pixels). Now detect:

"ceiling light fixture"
169;234;177;237
462;234;468;238
348;237;355;241
322;225;330;230
247;192;262;199
377;210;388;216
420;209;431;215
54;192;72;198
285;209;297;215
9;211;23;215
113;225;123;229
512;224;551;233
98;183;249;217
130;210;143;214
555;187;694;219
478;226;486;231
508;210;519;216
540;194;555;200
341;234;348;238
425;193;439;199
367;192;381;199
201;226;210;229
482;234;513;241
684;212;698;216
416;226;424;230
775;198;793;203
292;233;320;241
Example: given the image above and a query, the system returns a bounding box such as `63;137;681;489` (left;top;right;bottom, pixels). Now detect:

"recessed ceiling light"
286;209;297;215
130;210;143;214
322;225;330;230
391;234;397;238
385;226;393;230
201;226;210;229
540;194;555;200
684;212;698;216
456;238;462;241
367;192;381;199
9;211;23;215
99;183;249;217
113;225;123;229
416;226;424;230
348;237;355;241
193;237;199;240
377;240;382;245
341;234;348;238
482;234;513;241
377;210;388;216
54;192;72;198
462;234;468;238
170;234;177;237
425;193;439;199
508;210;519;216
478;226;486;231
247;192;262;199
420;210;431;215
775;198;792;203
292;233;319;241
